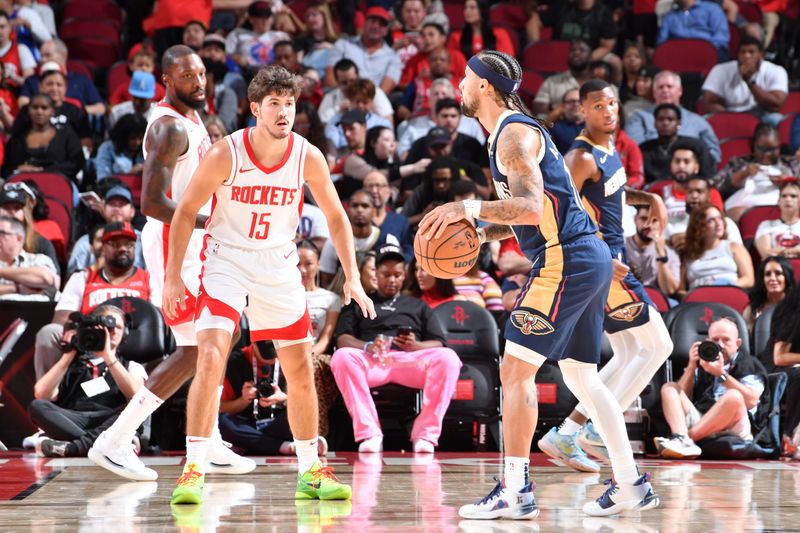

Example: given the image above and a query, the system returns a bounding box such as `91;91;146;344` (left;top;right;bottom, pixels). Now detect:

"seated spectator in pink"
330;244;461;453
701;36;787;126
755;180;800;261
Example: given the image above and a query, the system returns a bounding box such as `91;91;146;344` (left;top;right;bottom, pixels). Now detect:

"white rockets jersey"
207;128;307;250
143;102;213;216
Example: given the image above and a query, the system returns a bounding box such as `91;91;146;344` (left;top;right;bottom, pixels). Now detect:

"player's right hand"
344;278;376;319
163;276;187;321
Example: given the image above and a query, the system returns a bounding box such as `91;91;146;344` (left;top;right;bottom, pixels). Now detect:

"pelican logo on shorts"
511;310;555;336
608;302;645;322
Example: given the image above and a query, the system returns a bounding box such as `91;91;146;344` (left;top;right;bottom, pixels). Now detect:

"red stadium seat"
518;70;544;109
8;172;73;215
42;198;72;250
66;59;92;80
113;174;143;206
779;113;796;147
34;219;67;262
60;19;120;47
645;286;670;314
489;3;526;31
791;258;800;281
707;112;760;141
62;1;123;29
729;23;740;56
522;40;570;75
738;205;781;242
539;26;552;41
719;138;752;168
496;25;520;56
443;2;465;31
684;285;750;314
653;39;718;76
736;0;762;23
64;36;120;69
107;61;131;102
781;92;800;114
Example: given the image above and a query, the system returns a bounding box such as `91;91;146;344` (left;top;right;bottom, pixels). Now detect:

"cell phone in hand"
397;326;413;336
79;191;102;206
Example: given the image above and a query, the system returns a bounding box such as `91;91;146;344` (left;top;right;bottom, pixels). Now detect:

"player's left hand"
611;258;630;281
344;278;376;319
419;201;466;240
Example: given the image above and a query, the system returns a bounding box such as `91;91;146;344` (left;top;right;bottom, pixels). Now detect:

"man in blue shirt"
657;0;730;60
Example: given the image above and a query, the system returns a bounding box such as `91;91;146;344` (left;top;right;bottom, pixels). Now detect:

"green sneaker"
295;462;352;500
171;463;205;505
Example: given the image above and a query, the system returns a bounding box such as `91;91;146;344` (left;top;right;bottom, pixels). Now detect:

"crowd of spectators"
2;0;800;458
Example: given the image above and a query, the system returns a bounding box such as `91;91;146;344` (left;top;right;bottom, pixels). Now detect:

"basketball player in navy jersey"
537;80;674;472
419;52;659;518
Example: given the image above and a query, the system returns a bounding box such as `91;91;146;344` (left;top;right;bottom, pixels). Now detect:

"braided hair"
475;50;544;127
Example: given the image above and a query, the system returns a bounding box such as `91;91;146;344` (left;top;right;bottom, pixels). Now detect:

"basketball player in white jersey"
164;65;375;505
89;45;254;481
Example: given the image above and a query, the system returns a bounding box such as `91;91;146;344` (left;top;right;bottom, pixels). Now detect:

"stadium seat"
107;61;130;102
719;138;752;168
752;305;776;360
432;301;501;450
653;39;718;76
113;174;143;206
66;59;92;80
62;0;123;29
34;219;67;262
104;296;176;363
60;19;120;47
707;112;760;141
791;258;800;281
781;92;800;115
64;36;120;69
518;70;544;109
8;172;73;215
645;286;670;314
738;205;781;242
736;0;762;24
489;3;526;31
42;198;71;248
728;22;740;57
684;285;751;314
667;302;750;370
779;113;796;147
443;2;465;31
521;40;570;75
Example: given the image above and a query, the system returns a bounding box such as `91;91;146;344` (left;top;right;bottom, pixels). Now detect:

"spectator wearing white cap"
108;71;156;130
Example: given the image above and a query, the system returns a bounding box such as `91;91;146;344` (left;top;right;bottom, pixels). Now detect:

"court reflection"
169;481;255;532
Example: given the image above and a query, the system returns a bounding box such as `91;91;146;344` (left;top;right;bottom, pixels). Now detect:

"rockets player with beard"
164;65;376;505
89;45;255;481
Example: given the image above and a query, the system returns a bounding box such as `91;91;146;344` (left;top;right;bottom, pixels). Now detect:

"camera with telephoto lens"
60;312;117;353
698;340;721;362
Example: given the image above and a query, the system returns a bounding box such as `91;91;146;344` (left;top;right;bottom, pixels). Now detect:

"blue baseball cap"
129;71;156;99
104;185;133;204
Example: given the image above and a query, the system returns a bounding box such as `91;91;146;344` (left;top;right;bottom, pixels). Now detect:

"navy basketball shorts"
604;247;654;334
504;235;613;365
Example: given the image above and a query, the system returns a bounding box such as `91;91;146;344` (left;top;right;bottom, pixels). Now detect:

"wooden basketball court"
0;452;797;531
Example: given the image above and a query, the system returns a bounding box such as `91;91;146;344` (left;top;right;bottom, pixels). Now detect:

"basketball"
414;219;480;279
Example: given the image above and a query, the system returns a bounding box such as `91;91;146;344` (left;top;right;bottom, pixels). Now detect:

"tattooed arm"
625;186;667;229
477;224;515;244
419;123;543;238
141;117;207;229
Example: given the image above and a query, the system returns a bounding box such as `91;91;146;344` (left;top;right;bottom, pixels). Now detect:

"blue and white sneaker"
582;472;659;516
577;422;610;463
459;479;539;520
538;428;600;473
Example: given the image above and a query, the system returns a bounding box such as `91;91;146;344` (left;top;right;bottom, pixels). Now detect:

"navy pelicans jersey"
571;135;627;251
569;134;652;333
488;111;597;262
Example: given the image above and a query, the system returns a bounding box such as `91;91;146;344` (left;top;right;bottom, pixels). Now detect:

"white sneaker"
659;434;701;459
206;438;257;475
582;472;659;516
358;436;383;453
22;430;44;449
459;480;539;520
88;431;157;481
413;439;435;453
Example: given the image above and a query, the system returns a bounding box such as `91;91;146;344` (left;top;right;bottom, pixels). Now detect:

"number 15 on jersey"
248;211;271;240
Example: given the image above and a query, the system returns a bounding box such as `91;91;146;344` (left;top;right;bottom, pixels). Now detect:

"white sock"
185;436;210;472
295;437;320;473
558;418;582;436
559;359;638;486
503;456;529;491
210;385;224;442
104;387;163;444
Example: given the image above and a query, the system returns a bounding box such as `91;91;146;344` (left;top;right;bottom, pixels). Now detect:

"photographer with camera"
27;304;147;457
656;317;769;459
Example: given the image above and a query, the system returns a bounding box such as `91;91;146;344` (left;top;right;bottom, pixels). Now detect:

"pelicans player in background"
537;79;673;472
163;65;375;505
89;45;254;481
419;52;659;519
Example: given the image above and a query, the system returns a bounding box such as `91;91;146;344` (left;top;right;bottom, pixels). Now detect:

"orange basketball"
414;219;480;279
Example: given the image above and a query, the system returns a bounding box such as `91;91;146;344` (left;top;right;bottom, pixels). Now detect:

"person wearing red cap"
108;43;166;107
324;6;402;95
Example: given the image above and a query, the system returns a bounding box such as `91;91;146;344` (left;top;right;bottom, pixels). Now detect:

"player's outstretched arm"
419;122;544;239
304;145;376;319
141;117;207;230
163;141;231;320
625;186;667;230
